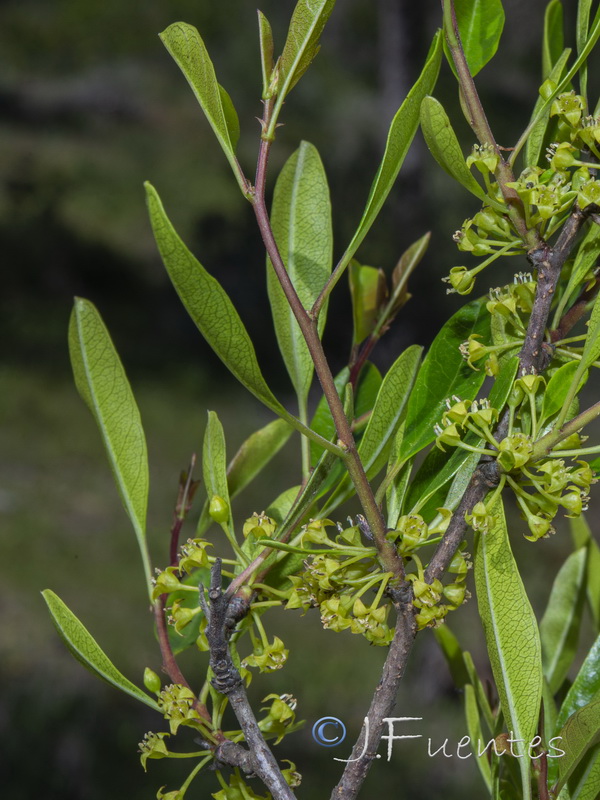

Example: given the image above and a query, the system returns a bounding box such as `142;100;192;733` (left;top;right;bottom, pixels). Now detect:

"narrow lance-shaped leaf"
540;549;587;693
450;0;505;77
399;297;490;461
554;223;600;323
577;0;593;99
543;0;565;79
548;629;600;787
570;515;600;629
338;32;442;280
146;183;285;417
202;411;231;525
275;0;335;96
42;590;159;711
420;95;504;210
565;750;600;800
555;632;600;734
267;141;332;403
159;23;243;187
258;10;275;98
349;261;387;345
555;698;600;794
475;496;543;798
465;684;493;790
525;48;570;168
434;623;471;687
68;298;152;590
541;361;588;426
580;291;600;369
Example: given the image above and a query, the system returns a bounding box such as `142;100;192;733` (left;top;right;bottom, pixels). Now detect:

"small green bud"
209;494;229;524
143;667;162;695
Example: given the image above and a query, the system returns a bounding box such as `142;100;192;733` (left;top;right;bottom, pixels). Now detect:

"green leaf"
543;0;565;79
566;748;600;800
68;298;151;588
465;684;493;790
581;291;600;369
475;496;543;796
541;362;588;425
267;141;332;402
556;223;600;323
266;485;302;524
420;96;503;210
42;590;159;711
555;632;600;734
385;443;412;529
434;623;471;687
525;48;571;168
570;516;600;629
339;32;442;277
146;183;284;417
549;630;600;787
227;419;293;499
349;261;387;346
463;650;495;733
513;7;600;165
202;410;230;514
406;354;517;516
555;698;600;794
159;23;242;184
400;297;490;461
277;0;335;96
540;549;587;693
323;345;422;513
576;0;593;98
452;0;505;77
258;10;275;98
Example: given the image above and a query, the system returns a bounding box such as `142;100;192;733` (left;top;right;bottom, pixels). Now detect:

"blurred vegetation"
2;0;597;797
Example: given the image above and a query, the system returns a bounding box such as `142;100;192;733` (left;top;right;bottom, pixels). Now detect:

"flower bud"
143;667;162;695
209;494;229;524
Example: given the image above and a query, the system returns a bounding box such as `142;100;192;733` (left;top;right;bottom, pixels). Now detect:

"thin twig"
205;560;297;800
251;102;405;583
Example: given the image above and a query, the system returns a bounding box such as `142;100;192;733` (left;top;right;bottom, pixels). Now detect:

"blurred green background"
2;0;598;797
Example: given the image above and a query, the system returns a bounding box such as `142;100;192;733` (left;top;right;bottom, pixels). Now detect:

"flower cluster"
507;458;595;541
157;684;203;735
406;550;472;630
434;397;499;454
